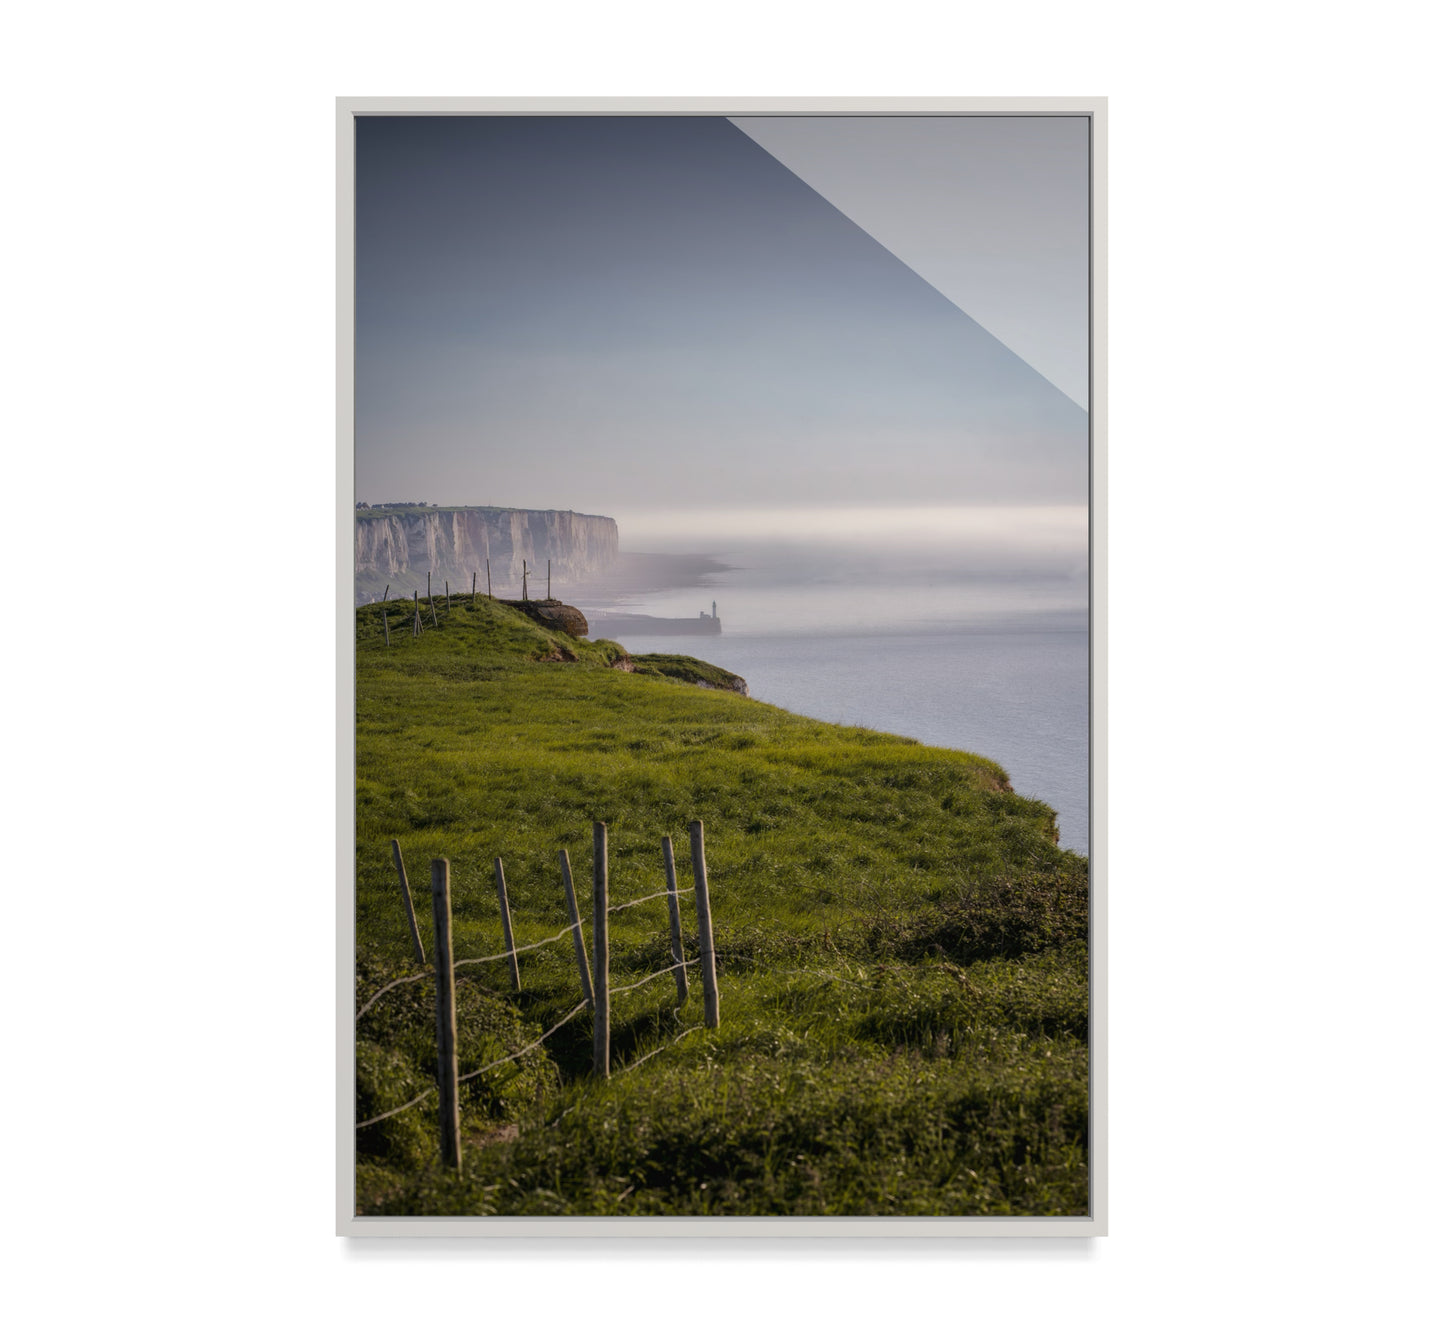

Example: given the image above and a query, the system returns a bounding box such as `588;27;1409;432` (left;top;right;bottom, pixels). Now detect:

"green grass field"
354;595;1090;1216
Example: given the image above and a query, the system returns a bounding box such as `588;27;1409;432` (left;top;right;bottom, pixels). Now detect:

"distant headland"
354;504;618;604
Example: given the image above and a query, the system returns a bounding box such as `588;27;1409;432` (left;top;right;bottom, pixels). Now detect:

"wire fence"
356;820;721;1167
355;901;692;1020
356;950;900;1128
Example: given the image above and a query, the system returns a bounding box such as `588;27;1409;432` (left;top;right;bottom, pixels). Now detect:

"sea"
579;513;1090;855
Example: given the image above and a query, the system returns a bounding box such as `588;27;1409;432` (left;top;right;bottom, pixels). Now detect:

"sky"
355;115;1088;531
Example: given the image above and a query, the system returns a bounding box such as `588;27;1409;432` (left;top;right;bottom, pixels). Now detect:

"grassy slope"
627;651;748;693
354;596;1089;1216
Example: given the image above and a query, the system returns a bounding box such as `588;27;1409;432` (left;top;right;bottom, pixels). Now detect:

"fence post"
486;559;491;597
472;571;476;604
547;558;551;600
383;584;389;602
390;839;426;964
382;608;390;648
430;857;462;1171
445;579;451;614
662;835;689;1005
558;849;594;1005
688;820;719;1029
430;593;439;628
493;857;521;992
413;591;421;636
592;822;609;1078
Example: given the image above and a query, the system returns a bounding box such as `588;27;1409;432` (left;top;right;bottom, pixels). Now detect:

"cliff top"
355;503;615;522
352;590;1084;1218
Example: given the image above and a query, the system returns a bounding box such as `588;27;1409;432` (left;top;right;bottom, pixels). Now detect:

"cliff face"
355;507;617;602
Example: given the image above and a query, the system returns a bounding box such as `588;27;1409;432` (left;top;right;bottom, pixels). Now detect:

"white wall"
4;3;1439;1328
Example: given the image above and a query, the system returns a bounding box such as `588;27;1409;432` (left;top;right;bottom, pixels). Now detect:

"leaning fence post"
558;849;594;1005
391;839;426;964
430;857;462;1171
662;835;689;1005
493;857;521;992
592;822;610;1077
688;820;719;1029
383;584;389;602
381;608;390;647
430;593;439;628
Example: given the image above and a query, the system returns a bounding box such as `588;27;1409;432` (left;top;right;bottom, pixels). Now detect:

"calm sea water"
591;530;1090;855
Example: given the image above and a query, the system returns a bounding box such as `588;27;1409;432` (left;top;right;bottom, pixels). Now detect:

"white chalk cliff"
355;507;617;602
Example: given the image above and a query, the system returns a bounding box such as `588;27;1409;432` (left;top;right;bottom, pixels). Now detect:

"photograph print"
346;103;1099;1226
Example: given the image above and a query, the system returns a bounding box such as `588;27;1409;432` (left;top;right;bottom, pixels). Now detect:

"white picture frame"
336;96;1106;1238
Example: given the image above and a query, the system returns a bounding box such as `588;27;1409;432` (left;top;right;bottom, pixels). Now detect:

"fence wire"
356;968;433;1021
354;926;578;1020
454;869;692;918
609;957;698;998
357;999;591;1129
454;924;576;971
615;1024;705;1076
608;885;695;913
356;1085;436;1130
458;999;590;1085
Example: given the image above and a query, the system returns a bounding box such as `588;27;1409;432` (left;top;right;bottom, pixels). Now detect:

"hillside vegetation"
354;595;1090;1216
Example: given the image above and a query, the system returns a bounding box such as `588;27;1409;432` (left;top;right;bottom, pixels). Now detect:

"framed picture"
337;96;1105;1237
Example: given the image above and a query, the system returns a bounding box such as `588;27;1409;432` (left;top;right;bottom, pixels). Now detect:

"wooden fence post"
493;857;521;992
472;571;476;604
413;591;421;636
522;559;529;601
430;857;462;1170
383;584;389;602
445;579;451;613
381;608;390;648
547;559;551;600
486;559;491;597
661;836;689;1005
688;820;719;1029
592;822;609;1078
430;593;439;628
390;839;426;964
558;849;594;1005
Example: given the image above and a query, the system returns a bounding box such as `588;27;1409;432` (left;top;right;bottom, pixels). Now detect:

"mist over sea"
580;508;1091;855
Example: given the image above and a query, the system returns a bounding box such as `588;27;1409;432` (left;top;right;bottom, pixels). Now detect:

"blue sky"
355;115;1087;523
